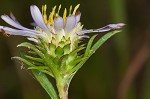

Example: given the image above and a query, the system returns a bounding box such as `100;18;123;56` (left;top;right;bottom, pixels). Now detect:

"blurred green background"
0;0;150;99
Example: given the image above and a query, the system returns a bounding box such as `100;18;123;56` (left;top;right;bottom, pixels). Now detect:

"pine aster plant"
0;4;125;99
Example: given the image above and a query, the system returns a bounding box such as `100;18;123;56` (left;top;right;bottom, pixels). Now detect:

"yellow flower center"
42;4;80;25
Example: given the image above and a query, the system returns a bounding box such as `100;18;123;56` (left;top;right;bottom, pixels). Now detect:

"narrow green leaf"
28;51;37;55
36;45;47;54
33;71;59;99
24;55;44;63
12;56;36;67
84;34;97;57
65;46;85;65
69;30;121;74
17;42;45;59
67;57;88;74
44;53;60;78
19;43;54;71
37;70;54;78
28;66;49;70
28;66;54;77
17;42;33;49
59;55;68;68
68;57;83;67
70;46;85;56
12;57;59;99
91;30;121;52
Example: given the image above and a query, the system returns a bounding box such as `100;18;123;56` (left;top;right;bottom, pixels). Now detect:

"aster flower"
0;4;125;99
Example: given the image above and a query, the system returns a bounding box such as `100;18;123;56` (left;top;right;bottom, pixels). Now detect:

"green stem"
56;76;70;99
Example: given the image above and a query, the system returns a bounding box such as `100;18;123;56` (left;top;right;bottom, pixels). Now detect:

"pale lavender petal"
0;26;42;37
65;15;76;32
93;23;125;32
79;35;89;39
75;12;81;23
1;15;30;30
10;12;20;24
30;22;38;27
30;5;49;32
77;23;125;34
77;29;94;34
1;14;43;34
54;16;64;31
106;23;125;29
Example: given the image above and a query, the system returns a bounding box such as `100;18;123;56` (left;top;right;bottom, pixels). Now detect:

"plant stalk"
56;77;69;99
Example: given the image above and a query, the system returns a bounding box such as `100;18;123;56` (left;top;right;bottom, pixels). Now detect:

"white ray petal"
54;16;64;31
78;35;89;39
1;15;30;30
30;5;49;32
77;23;125;34
9;12;21;24
30;22;38;27
0;26;42;37
1;15;43;34
75;12;81;23
65;15;76;32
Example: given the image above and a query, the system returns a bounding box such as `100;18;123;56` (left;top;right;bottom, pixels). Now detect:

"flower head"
0;5;124;50
0;4;125;99
0;3;125;80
